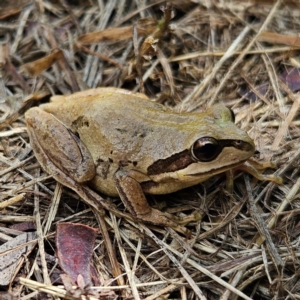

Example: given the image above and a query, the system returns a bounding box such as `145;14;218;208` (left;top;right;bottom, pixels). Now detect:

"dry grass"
0;0;300;299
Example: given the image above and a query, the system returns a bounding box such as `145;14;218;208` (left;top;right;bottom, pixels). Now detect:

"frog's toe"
138;208;199;233
137;208;175;227
176;211;201;225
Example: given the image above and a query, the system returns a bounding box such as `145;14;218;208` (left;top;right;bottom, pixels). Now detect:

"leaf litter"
0;0;300;299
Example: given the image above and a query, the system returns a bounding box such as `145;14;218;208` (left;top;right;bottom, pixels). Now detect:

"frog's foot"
234;159;282;184
114;170;200;231
225;158;282;191
136;208;200;227
176;211;201;225
137;208;181;227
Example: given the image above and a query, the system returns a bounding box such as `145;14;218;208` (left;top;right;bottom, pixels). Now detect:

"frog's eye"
191;137;221;162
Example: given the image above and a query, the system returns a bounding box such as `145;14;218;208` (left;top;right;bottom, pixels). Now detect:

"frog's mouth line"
186;160;248;178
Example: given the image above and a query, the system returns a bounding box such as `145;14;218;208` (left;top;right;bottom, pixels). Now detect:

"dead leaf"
10;222;36;232
56;223;98;286
280;68;300;92
258;31;300;48
21;50;64;77
238;83;270;101
77;19;157;45
0;232;37;286
0;0;32;20
0;291;18;300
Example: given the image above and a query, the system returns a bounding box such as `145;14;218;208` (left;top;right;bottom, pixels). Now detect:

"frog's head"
147;104;255;182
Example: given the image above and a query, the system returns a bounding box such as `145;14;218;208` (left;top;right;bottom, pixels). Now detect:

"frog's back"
41;90;188;172
42;88;171;128
40;88;225;169
39;88;251;196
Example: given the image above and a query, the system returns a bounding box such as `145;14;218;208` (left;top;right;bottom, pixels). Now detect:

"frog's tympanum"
25;88;281;228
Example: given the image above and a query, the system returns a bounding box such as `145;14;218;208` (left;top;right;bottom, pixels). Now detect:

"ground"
0;1;299;299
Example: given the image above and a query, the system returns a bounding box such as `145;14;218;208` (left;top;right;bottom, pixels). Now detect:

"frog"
25;87;282;228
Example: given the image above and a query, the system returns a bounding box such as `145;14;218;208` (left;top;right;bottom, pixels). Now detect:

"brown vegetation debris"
0;1;300;299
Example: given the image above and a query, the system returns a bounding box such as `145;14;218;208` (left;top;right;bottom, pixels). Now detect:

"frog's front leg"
26;108;134;221
25;107;96;183
114;169;197;228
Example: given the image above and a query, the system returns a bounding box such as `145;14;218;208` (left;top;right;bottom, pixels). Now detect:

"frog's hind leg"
25;107;96;183
114;169;199;229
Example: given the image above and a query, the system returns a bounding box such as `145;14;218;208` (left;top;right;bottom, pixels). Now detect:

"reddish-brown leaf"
280;68;300;92
56;223;98;286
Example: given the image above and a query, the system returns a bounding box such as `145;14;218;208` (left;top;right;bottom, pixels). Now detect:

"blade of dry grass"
0;193;25;209
142;225;252;300
245;175;284;268
2;1;300;298
179;25;251;111
208;0;282;107
42;182;62;234
271;94;300;150
169;46;297;62
34;179;52;286
112;213;140;299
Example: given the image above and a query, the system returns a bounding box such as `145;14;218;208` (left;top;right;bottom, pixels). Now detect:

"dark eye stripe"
147;139;253;176
147;150;194;175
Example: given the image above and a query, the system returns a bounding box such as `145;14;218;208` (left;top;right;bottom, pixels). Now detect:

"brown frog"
25;88;281;228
